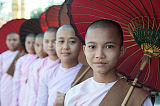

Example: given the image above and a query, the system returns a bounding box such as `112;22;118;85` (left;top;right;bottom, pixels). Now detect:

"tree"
48;0;64;5
0;2;5;12
30;8;44;18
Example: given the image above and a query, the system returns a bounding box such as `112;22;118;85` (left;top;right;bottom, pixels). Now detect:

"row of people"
0;24;92;106
0;19;153;106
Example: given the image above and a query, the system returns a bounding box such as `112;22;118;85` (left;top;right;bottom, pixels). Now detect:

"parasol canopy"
19;18;42;51
58;0;70;26
0;19;26;53
58;0;89;65
39;12;48;32
66;0;160;92
45;5;61;28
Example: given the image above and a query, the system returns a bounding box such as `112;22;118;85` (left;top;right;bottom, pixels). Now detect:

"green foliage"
0;1;5;12
30;8;44;18
48;0;64;5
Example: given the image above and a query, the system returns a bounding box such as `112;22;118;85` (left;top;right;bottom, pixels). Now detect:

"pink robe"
36;62;83;106
0;50;19;106
23;58;42;106
25;57;60;106
12;54;38;106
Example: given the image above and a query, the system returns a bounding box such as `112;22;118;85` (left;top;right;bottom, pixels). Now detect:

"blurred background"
0;0;65;27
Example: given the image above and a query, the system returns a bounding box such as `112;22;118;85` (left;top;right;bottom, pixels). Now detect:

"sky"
0;0;65;20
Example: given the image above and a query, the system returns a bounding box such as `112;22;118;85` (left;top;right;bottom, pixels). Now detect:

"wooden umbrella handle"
121;54;150;106
121;78;139;106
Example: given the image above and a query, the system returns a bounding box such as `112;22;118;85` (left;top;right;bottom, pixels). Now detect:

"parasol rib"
142;62;150;84
105;0;135;19
138;0;152;26
118;0;139;17
149;0;158;28
129;56;143;76
155;60;160;89
129;0;150;28
126;44;138;49
124;35;132;37
71;5;130;23
117;48;141;69
72;13;129;26
124;39;135;43
89;0;132;20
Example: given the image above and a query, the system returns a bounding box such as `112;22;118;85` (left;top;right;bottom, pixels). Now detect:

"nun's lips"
94;62;107;66
47;49;54;51
61;52;71;56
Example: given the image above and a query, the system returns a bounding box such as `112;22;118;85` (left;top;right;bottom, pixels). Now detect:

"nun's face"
43;32;57;56
25;36;35;54
6;33;20;51
34;37;47;58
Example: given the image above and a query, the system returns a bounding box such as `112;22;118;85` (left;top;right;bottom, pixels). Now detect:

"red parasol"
0;19;26;53
19;18;43;51
39;12;48;32
58;0;70;26
66;0;160;93
45;5;61;28
58;0;89;65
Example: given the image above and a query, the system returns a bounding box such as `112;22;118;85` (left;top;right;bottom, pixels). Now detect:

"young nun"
36;24;92;106
26;28;60;106
24;33;47;106
0;33;22;106
64;19;153;106
12;33;38;106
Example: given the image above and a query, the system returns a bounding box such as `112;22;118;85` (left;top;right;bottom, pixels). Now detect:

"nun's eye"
106;45;114;48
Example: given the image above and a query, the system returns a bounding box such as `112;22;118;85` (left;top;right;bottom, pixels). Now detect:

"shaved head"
45;28;58;34
59;24;72;29
86;19;123;46
7;32;19;38
6;32;20;51
56;24;74;38
35;33;44;38
57;24;85;44
57;24;73;33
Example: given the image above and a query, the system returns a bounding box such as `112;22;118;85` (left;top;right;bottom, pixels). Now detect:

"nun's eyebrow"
57;37;77;40
104;41;117;44
86;41;96;44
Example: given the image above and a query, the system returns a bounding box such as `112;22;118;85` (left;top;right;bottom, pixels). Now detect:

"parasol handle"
121;54;151;106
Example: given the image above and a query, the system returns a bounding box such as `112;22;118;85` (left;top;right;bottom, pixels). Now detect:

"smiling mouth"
48;49;54;51
94;62;107;66
62;52;71;56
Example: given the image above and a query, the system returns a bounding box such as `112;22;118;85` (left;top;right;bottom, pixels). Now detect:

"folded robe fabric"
0;50;19;106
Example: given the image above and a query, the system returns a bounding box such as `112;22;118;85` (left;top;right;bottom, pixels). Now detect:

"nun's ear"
120;45;126;57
